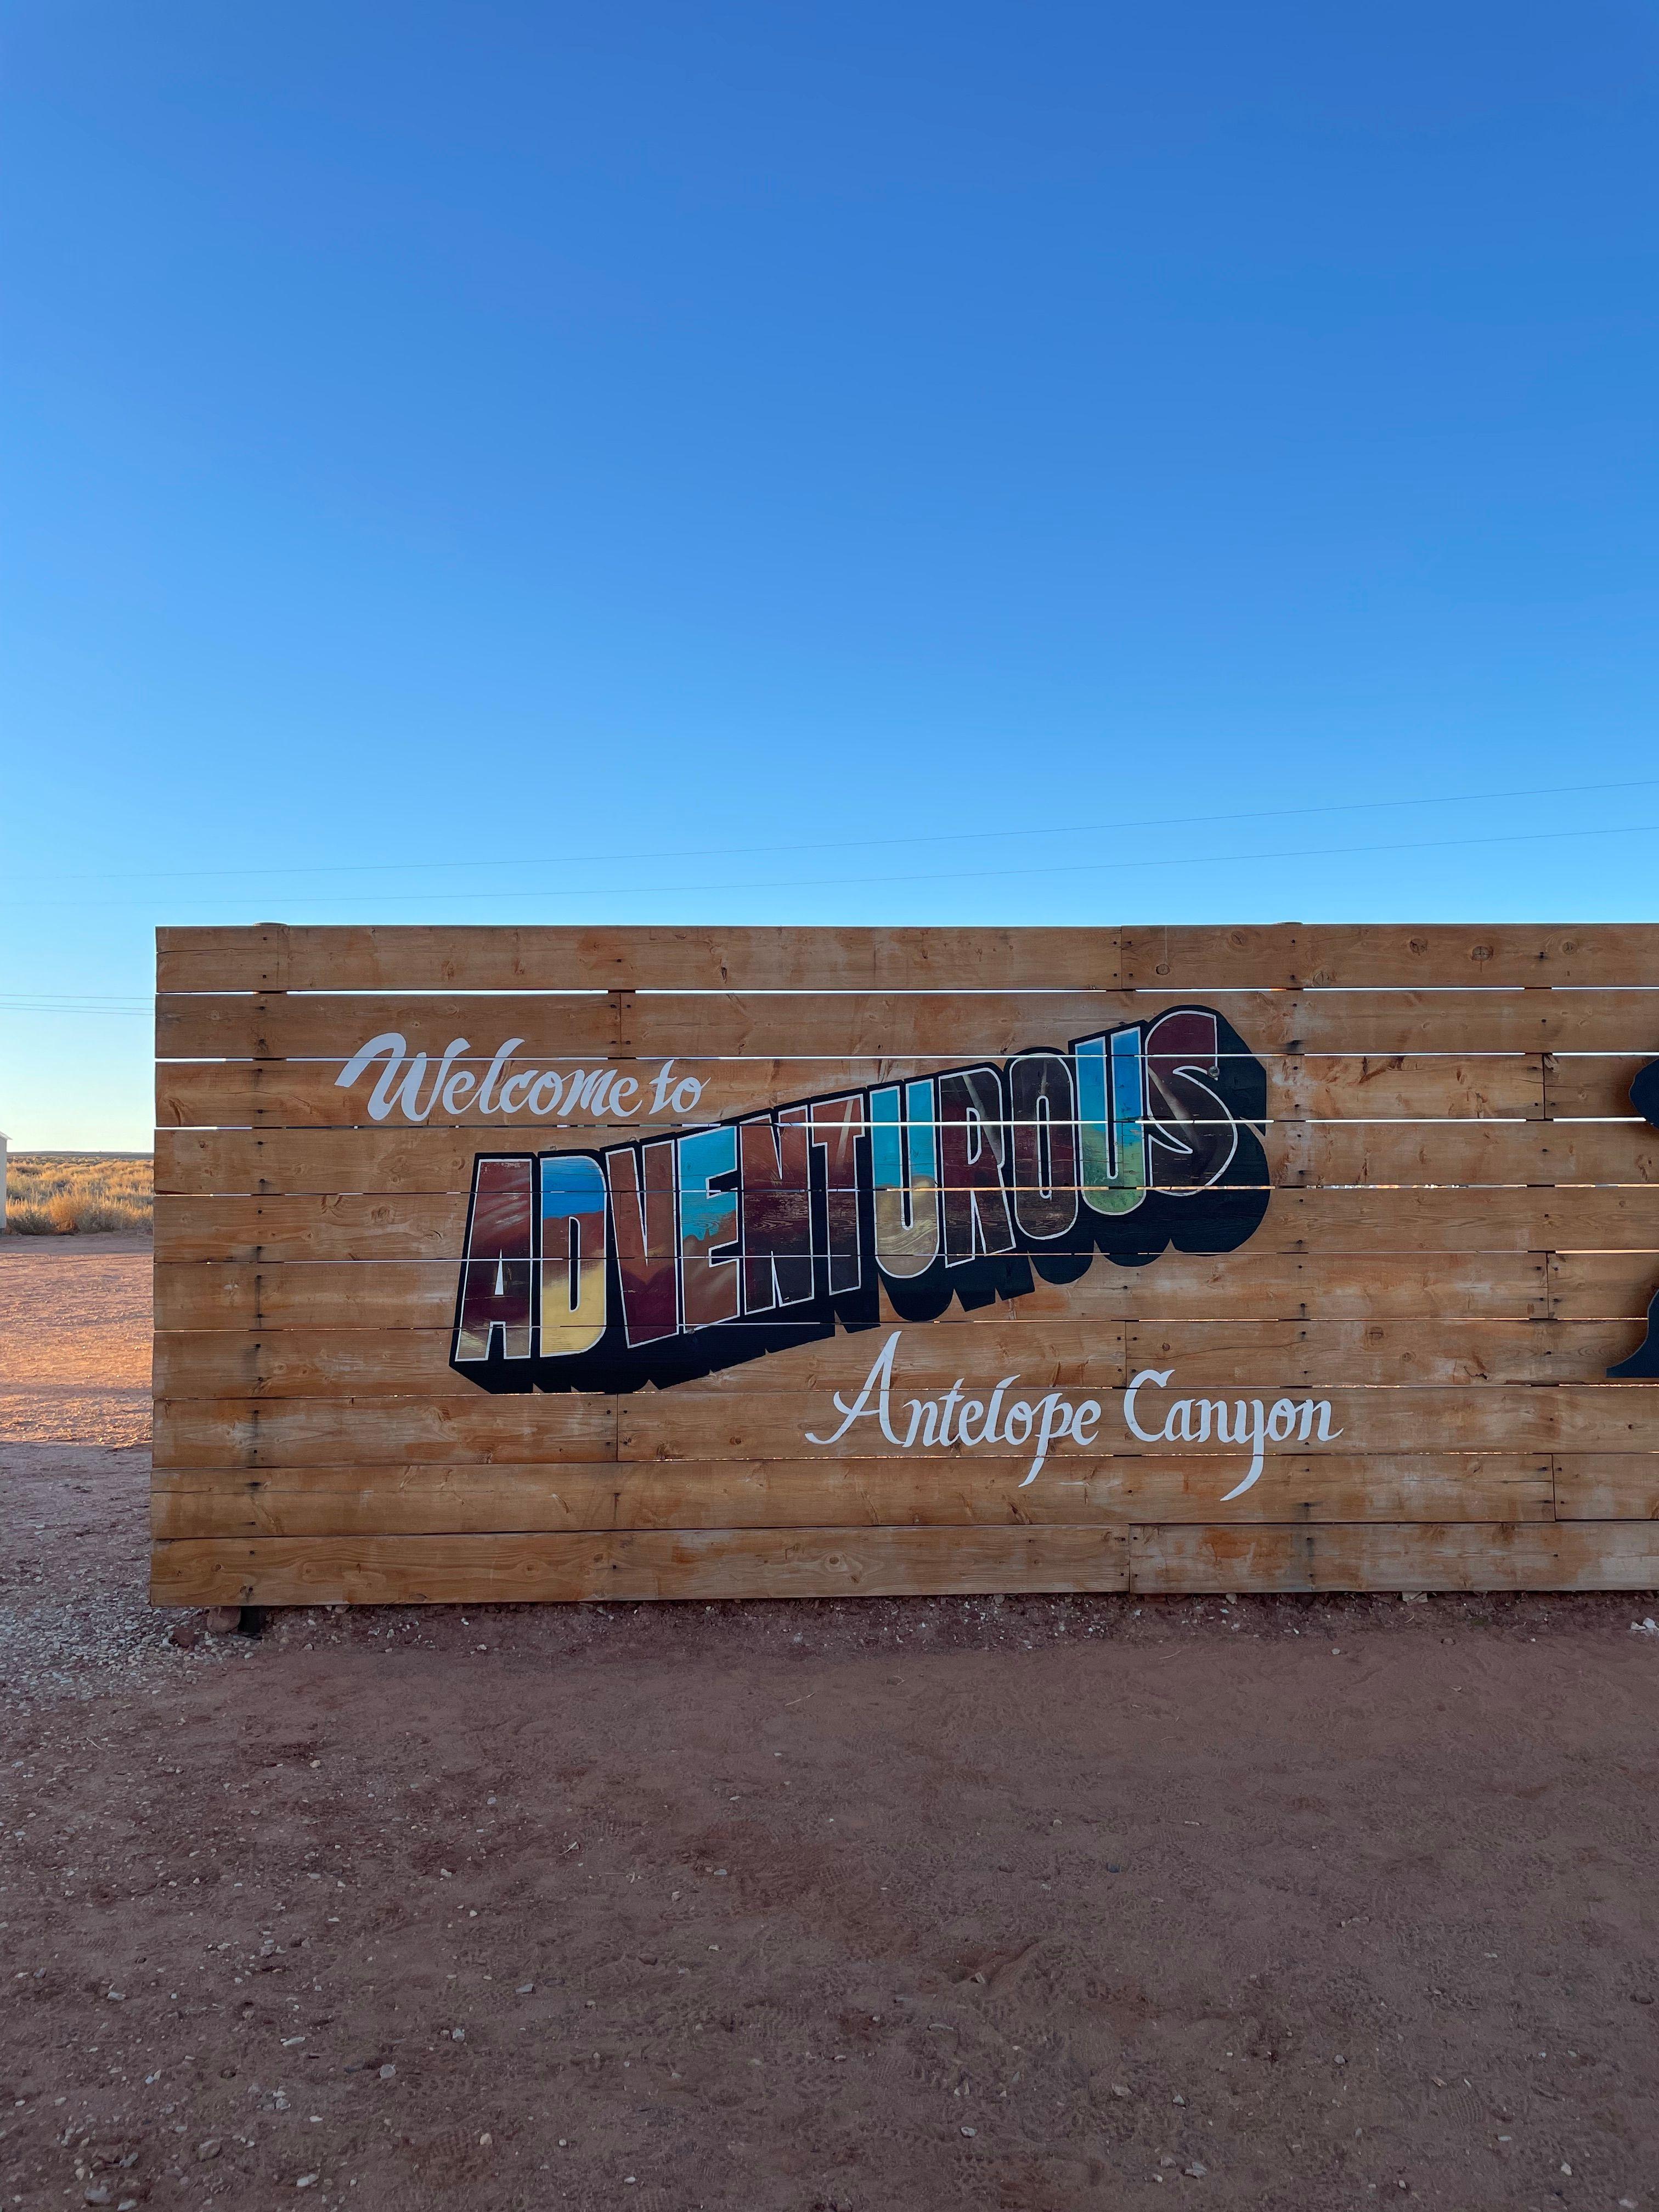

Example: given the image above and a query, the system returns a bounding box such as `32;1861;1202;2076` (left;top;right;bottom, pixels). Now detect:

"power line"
3;812;1657;928
16;769;1659;893
0;997;150;1014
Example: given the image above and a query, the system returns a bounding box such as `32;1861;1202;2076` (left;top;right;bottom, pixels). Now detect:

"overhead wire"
0;814;1655;952
12;769;1659;891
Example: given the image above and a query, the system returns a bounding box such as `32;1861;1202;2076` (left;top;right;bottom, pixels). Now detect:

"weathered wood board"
151;922;1659;1604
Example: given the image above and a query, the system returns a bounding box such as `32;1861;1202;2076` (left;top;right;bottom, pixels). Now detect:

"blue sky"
3;1;1656;1146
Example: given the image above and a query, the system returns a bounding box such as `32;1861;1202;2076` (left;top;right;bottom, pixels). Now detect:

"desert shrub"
4;1154;153;1235
75;1198;150;1232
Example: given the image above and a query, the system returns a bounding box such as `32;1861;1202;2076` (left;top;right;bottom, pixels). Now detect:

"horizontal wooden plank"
155;986;1659;1063
151;1116;1659;1198
153;1260;464;1330
155;922;1659;995
1551;1455;1659;1519
1130;1519;1659;1593
1121;1318;1632;1386
154;1396;619;1469
148;1524;1131;1606
151;1317;1634;1401
150;1454;1555;1538
1277;1119;1659;1188
1544;1056;1653;1119
617;1383;1659;1461
1555;1387;1659;1452
1548;1251;1659;1318
153;1383;1659;1468
155;924;1126;995
156;923;290;990
155;1052;1550;1132
1119;924;1659;991
161;991;606;1061
154;1124;624;1194
151;1185;1659;1263
153;1193;471;1261
152;1321;1124;1401
151;1251;1554;1333
150;1511;1659;1604
159;990;1201;1066
1269;1188;1659;1251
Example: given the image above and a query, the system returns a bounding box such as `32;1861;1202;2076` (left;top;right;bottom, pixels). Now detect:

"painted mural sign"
152;924;1659;1608
446;1005;1270;1393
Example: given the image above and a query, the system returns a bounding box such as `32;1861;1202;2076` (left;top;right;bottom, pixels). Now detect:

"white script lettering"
334;1034;703;1126
805;1330;1100;1489
805;1340;1342;1498
1122;1365;1342;1500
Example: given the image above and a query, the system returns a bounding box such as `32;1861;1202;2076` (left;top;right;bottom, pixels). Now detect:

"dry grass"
4;1153;153;1235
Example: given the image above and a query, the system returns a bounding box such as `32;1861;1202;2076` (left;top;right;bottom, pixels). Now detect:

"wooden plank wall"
151;923;1659;1605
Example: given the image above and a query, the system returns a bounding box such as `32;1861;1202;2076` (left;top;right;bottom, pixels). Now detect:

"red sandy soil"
2;1234;1658;2211
0;1233;151;1444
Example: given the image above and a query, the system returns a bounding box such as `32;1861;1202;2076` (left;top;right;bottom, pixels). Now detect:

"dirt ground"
2;1237;1657;2211
0;1233;152;1445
